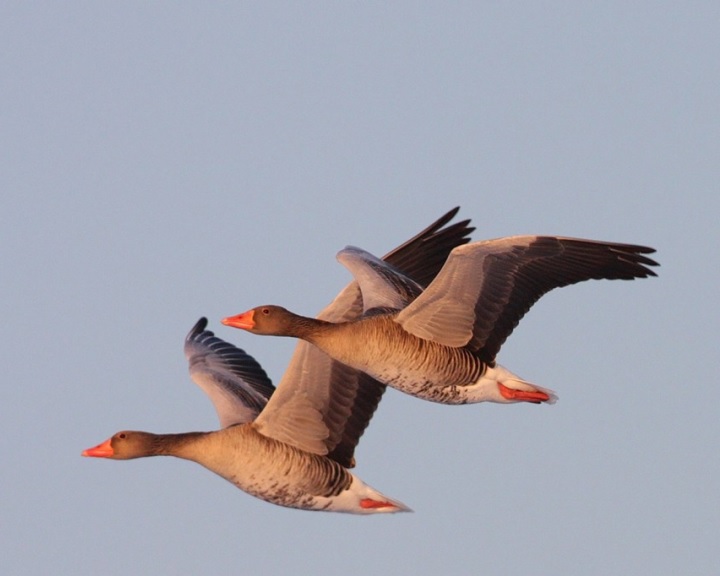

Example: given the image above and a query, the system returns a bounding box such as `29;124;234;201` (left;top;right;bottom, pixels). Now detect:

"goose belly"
380;368;477;404
312;322;487;404
197;429;352;511
355;343;485;404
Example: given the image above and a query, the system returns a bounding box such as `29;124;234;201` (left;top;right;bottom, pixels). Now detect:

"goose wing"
396;236;658;363
254;208;474;467
184;318;275;428
336;246;424;314
320;206;474;321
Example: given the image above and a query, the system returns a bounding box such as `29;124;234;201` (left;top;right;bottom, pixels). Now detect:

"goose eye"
261;307;270;315
118;433;127;439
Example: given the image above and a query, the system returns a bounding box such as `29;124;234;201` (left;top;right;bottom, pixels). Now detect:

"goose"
83;208;474;513
222;235;658;405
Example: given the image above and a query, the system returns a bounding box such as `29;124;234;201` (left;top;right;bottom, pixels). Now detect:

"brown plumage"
83;208;474;512
223;235;658;405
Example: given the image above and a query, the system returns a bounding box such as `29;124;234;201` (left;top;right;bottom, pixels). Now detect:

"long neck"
291;314;393;364
142;431;211;460
279;311;337;340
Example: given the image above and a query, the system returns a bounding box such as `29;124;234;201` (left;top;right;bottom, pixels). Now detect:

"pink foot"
498;382;550;404
360;498;397;510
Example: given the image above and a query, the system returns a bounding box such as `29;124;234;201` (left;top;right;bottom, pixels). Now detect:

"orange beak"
82;437;114;458
222;309;255;330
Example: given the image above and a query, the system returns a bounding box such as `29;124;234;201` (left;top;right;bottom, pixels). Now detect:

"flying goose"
83;208;473;513
223;235;658;405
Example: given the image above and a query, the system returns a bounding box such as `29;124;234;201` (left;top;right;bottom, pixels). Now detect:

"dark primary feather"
184;318;275;422
469;237;659;363
324;365;386;467
382;206;475;288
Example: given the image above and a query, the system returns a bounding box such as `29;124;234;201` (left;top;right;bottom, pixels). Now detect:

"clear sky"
2;3;718;575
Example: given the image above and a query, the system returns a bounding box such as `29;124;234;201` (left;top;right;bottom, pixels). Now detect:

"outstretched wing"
336;246;424;314
185;318;275;428
397;236;658;363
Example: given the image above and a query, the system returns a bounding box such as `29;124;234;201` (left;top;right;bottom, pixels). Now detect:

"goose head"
222;305;312;337
82;431;160;460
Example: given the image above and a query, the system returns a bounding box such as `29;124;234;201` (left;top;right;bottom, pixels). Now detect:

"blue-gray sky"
2;3;718;575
